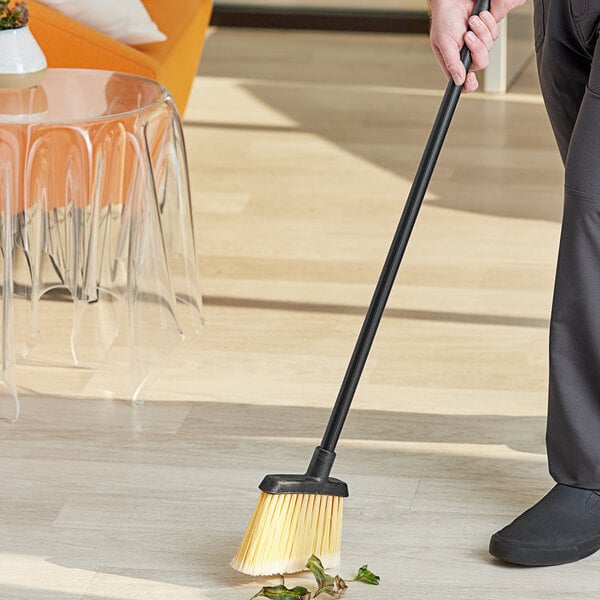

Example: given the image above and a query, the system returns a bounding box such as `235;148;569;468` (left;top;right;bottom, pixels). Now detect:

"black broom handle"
320;0;491;454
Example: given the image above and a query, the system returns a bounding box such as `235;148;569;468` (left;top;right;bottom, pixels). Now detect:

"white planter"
0;25;47;89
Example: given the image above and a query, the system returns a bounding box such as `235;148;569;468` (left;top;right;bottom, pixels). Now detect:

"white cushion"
37;0;167;45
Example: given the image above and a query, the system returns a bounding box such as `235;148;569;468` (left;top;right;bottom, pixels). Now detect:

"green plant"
0;0;28;30
251;555;380;599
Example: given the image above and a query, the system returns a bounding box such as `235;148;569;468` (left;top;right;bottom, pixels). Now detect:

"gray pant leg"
536;0;600;487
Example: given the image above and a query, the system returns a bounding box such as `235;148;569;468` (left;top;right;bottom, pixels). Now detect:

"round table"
0;69;204;422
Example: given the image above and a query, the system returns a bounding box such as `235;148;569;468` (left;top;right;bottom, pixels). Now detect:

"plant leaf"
313;575;348;598
306;555;334;590
251;584;312;600
334;575;348;591
313;585;334;598
306;556;348;598
353;565;380;585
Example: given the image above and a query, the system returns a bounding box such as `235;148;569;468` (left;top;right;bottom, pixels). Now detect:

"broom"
231;0;491;576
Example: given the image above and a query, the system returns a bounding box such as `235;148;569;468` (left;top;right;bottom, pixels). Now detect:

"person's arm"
429;0;526;92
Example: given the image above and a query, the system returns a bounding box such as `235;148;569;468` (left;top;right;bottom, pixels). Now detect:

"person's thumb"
435;36;466;85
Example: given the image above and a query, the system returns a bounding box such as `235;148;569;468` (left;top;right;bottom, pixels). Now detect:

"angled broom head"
231;447;349;576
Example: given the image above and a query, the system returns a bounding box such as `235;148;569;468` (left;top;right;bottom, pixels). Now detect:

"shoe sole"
489;533;600;567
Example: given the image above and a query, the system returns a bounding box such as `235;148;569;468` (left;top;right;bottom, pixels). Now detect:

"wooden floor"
3;27;596;599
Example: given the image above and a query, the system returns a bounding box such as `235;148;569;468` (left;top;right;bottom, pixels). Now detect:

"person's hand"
429;0;526;92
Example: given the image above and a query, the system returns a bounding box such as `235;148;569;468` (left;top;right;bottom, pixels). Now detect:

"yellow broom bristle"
231;492;344;576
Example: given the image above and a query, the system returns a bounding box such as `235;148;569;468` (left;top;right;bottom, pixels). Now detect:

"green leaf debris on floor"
250;555;380;599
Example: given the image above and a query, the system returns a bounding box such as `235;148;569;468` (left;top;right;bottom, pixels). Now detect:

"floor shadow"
238;81;563;222
178;400;547;455
204;294;549;328
196;30;563;222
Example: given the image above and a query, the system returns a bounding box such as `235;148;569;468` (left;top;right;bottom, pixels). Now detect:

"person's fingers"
463;71;479;93
432;38;479;93
464;29;490;71
468;14;495;50
478;11;499;41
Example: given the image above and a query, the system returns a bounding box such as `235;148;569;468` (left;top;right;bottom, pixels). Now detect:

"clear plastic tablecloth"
0;69;204;422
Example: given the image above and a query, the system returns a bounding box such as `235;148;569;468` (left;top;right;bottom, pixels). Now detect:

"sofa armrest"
28;1;160;80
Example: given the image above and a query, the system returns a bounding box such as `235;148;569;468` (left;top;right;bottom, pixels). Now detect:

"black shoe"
489;484;600;566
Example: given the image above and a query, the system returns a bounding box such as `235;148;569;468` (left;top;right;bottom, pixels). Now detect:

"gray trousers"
535;0;600;488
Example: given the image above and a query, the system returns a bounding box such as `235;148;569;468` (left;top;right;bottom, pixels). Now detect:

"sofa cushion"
36;0;166;45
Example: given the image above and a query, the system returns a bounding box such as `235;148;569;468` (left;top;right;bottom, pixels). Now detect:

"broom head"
231;466;348;576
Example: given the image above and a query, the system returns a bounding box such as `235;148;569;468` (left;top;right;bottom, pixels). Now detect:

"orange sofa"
27;0;213;115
